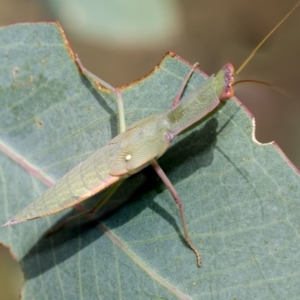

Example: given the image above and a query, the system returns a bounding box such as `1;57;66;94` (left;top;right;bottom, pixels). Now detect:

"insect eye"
220;86;234;101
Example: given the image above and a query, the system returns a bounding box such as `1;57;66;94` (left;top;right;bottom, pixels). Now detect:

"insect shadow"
20;116;219;279
79;72;120;139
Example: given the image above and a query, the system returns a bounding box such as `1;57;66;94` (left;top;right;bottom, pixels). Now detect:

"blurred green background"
1;0;300;298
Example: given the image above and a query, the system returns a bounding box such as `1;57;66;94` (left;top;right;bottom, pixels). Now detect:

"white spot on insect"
125;154;132;161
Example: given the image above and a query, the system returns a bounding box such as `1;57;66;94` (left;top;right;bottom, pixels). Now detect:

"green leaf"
43;0;182;49
1;23;300;299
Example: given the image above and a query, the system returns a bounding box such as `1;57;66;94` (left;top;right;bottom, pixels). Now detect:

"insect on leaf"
0;22;300;299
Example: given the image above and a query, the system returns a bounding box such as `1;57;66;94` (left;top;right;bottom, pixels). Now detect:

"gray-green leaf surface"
0;23;300;300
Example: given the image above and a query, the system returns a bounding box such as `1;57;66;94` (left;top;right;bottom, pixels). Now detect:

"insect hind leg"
45;180;124;237
75;54;126;133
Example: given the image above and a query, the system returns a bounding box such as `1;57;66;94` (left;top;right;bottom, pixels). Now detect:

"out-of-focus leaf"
43;0;182;49
0;244;23;300
1;23;300;299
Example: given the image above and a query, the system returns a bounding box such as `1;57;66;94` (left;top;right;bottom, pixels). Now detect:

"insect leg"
150;159;202;267
171;62;200;108
75;54;126;133
45;179;124;237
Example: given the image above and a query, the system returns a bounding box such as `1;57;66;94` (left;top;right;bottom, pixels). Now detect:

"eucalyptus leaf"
1;23;300;300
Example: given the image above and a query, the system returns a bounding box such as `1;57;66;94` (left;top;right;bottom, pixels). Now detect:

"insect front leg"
171;62;200;108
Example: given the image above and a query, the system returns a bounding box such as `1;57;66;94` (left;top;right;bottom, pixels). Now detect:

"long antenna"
235;1;300;75
234;79;299;110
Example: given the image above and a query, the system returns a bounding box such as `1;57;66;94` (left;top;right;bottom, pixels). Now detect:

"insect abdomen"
7;144;122;225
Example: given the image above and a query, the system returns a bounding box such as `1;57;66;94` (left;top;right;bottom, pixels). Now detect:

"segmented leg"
161;62;202;266
150;159;201;267
171;62;200;108
75;54;126;133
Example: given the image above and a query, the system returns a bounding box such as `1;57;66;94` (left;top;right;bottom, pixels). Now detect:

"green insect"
3;1;300;267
